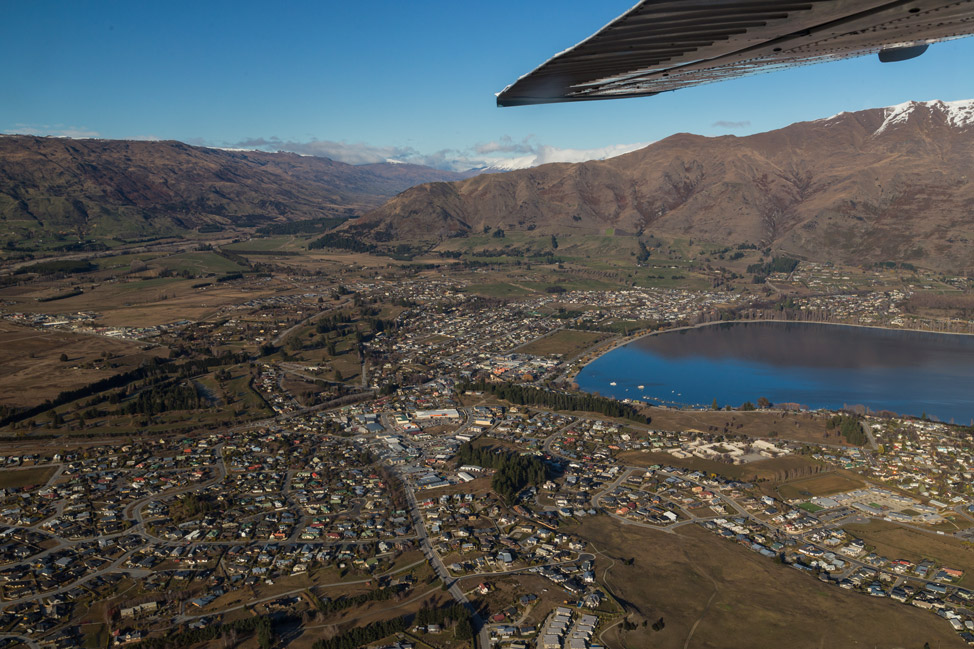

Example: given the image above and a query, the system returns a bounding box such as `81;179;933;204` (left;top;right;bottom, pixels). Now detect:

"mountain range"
0;136;465;242
2;100;973;272
341;99;974;273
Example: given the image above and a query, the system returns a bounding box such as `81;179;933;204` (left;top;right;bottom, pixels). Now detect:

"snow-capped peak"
479;156;538;172
874;98;974;135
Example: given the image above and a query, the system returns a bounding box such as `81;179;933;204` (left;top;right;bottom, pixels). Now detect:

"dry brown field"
517;329;610;358
572;516;965;649
0;276;300;327
0;320;164;407
776;472;865;500
0;465;57;489
644;407;848;446
843;519;974;587
617;449;822;482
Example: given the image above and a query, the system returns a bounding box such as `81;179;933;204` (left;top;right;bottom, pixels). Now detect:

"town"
1;251;973;649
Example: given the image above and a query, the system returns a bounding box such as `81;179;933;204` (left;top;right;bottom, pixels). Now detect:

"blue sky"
3;1;973;170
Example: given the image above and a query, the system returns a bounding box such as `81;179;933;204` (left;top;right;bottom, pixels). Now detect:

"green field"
223;236;306;252
0;466;57;489
155;251;247;275
114;276;188;293
465;282;535;298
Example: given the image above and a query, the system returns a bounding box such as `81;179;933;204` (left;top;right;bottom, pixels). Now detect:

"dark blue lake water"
574;322;974;424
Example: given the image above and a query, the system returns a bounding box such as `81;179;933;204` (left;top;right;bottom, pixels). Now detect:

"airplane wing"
496;0;974;107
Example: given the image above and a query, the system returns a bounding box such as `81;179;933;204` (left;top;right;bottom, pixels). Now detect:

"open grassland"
843;520;974;587
0;466;57;489
777;472;865;500
4;278;297;327
617;450;823;482
644;408;844;446
573;516;965;649
152;250;247;275
465;281;536;298
224;372;273;417
517;329;610;358
0;321;164;408
223;235;308;252
287;589;453;649
456;572;586;627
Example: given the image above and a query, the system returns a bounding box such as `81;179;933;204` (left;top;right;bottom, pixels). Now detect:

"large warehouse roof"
496;0;974;106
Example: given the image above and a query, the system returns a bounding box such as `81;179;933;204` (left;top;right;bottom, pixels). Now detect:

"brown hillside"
344;100;974;273
0;135;464;240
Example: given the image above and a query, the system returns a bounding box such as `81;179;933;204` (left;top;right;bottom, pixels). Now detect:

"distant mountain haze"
0;136;466;240
343;100;974;273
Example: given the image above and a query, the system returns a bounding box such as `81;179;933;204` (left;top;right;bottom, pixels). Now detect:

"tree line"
460;380;650;424
0;351;250;427
256;216;347;235
120;381;202;415
308;233;377;253
310;616;408;649
15;259;95;276
415;602;474;639
132;613;291;649
746;255;800;282
312;583;408;615
827;414;867;445
455;442;548;504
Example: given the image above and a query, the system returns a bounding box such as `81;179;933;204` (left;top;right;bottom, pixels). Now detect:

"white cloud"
474;135;537;155
1;126;650;171
229;134;652;172
473;139;652;170
232;137;421;166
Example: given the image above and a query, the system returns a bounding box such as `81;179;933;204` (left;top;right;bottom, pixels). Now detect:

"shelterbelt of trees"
455;442;549;504
826;414;868;445
310;602;473;649
132;613;289;649
459;380;650;424
0;351;252;427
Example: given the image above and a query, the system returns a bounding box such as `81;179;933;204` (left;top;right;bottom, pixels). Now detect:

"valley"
1;98;974;649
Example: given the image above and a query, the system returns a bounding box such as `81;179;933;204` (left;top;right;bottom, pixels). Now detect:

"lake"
574;321;974;424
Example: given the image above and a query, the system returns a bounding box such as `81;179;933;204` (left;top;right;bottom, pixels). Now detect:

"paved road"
0;633;39;649
862;421;879;451
399;468;489;649
272;298;353;347
173;558;428;623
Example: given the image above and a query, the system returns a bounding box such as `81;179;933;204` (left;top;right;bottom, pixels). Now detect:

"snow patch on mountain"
874;99;974;135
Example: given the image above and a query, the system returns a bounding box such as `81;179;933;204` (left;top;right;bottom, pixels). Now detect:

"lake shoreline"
571;319;974;423
568;318;974;382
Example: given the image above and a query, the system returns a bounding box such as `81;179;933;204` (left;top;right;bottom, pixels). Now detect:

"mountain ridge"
0;135;465;243
341;99;974;273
